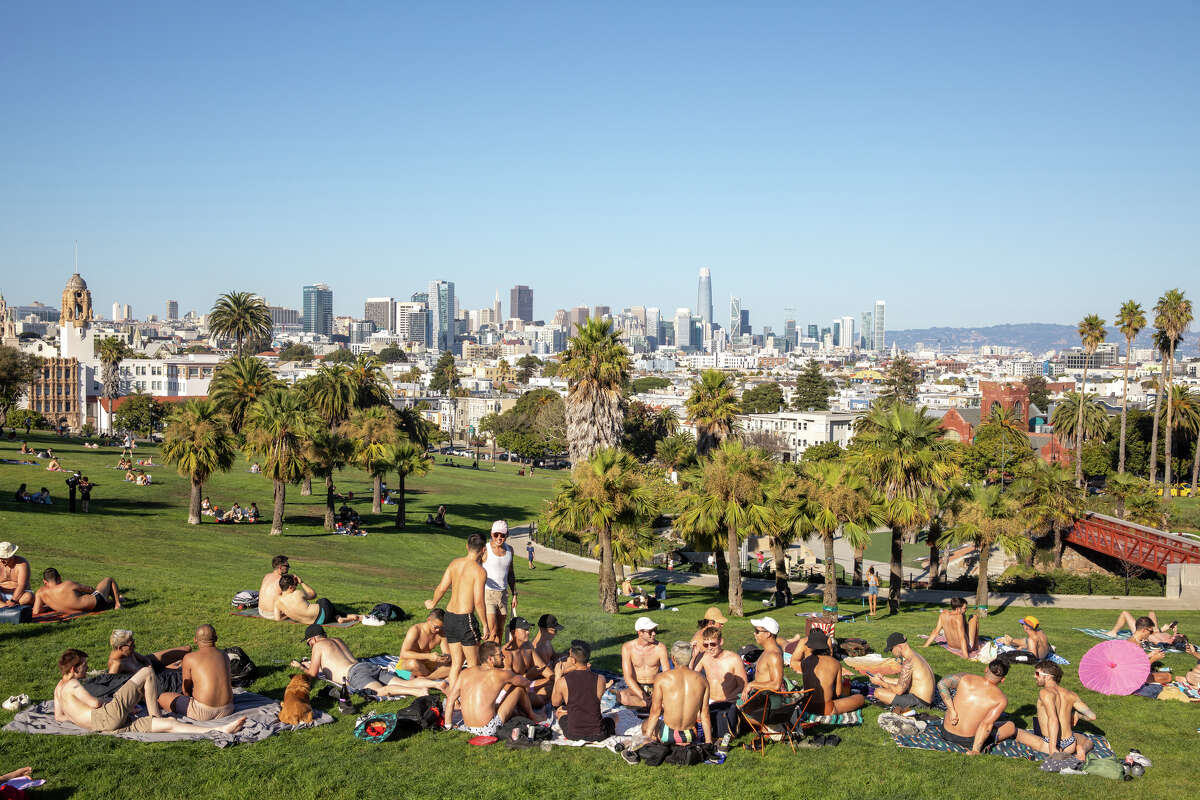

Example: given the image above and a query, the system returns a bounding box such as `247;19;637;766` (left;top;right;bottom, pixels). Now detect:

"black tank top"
563;669;605;740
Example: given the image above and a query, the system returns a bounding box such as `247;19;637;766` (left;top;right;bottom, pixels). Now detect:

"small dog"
278;672;314;725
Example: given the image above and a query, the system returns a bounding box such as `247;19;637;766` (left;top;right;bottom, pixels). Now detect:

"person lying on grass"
53;649;245;736
293;624;446;698
258;555;312;618
107;629;190;675
1108;611;1186;652
33;568;121;615
443;640;543;737
271;574;361;625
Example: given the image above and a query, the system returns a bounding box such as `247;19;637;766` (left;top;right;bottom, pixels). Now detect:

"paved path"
509;527;1195;611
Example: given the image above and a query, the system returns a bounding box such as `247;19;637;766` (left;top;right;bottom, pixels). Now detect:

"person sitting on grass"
246;502;260;523
294;624;446;698
135;470;152;486
258;556;311;618
399;608;452;680
33;568;122;615
934;662;1017;754
200;497;214;516
46;458;64;472
32;487;52;505
271;573;360;625
503;617;553;705
154;625;238;721
444;641;543;737
249;462;261;474
107;629;190;675
870;632;935;709
551;640;616;741
53;649;246;736
695;625;747;738
220;502;244;523
0;542;34;607
921;597;979;656
996;616;1049;664
631;640;711;754
426;505;448;528
617;617;671;709
797;628;865;716
1013;660;1095;758
19;441;32;454
14;484;31;503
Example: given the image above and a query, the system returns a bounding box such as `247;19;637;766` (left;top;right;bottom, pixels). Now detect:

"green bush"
6;409;47;430
990;567;1162;597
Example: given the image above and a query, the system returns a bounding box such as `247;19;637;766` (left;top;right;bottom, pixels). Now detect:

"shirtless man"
797;628;865;716
1109;612;1183;655
155;625;238;721
33;568;121;615
998;615;1049;664
871;633;935;708
295;624;446;698
636;640;712;748
922;597;979;655
503;617;552;704
934;662;1017;755
107;629;189;676
52;649;245;736
272;574;360;625
743;617;784;699
695;625;747;738
258;555;313;617
481;520;517;644
689;607;728;662
1014;661;1096;758
617;617;671;709
425;533;489;689
532;614;564;671
0;542;33;607
399;608;452;679
443;641;542;736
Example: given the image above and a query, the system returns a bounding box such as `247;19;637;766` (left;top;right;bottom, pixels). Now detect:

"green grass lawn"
2;433;1198;800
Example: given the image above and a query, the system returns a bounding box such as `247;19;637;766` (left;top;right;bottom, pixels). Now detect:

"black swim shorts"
444;611;481;646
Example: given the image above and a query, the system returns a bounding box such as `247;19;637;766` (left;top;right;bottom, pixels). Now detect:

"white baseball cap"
750;616;780;636
0;542;17;559
634;616;659;632
490;520;509;535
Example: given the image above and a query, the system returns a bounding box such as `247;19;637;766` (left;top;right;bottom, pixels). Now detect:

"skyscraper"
740;309;750;335
873;300;886;352
729;296;742;338
807;324;819;340
840;315;855;349
493;291;502;326
510;285;533;322
166;300;179;320
860;312;873;349
646;307;662;348
832;321;841;347
674;308;692;351
592;305;611;319
395;301;427;345
302;284;334;336
697;268;713;326
427;280;455;352
364;297;395;333
569;306;589;336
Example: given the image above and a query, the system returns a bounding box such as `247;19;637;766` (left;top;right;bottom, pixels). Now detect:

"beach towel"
1074;628;1186;654
931;634;988;659
843;656;901;676
1157;681;1200;703
2;690;333;748
801;709;862;726
28;609;108;624
545;706;641;749
229;607;357;627
892;723;1114;760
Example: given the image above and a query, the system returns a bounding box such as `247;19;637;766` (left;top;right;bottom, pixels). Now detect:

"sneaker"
1058;767;1087;775
1126;750;1152;768
877;712;921;737
2;696;19;711
620;748;640;766
361;616;385;627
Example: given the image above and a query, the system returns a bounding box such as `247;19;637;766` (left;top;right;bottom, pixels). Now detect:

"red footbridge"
1066;512;1200;574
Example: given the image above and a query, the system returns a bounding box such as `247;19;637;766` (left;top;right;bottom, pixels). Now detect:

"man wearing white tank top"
482;520;517;643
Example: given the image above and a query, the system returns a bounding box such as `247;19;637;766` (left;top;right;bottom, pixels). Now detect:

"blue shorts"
868;587;878;596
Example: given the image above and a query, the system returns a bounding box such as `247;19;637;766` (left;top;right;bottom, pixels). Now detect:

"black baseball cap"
806;628;829;652
538;614;563;630
303;623;325;642
508;616;531;632
885;632;907;652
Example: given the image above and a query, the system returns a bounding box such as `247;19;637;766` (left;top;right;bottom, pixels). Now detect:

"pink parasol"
1078;639;1150;695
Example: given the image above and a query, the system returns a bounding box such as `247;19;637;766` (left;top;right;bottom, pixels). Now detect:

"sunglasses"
704;642;721;648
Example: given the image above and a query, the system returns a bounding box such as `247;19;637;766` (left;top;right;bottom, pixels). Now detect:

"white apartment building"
737;410;858;461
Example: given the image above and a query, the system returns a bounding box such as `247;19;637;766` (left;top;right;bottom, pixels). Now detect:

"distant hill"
886;323;1155;355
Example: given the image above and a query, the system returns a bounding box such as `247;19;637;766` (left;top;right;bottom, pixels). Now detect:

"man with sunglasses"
695;625;747;738
482;520;517;644
1014;660;1095;758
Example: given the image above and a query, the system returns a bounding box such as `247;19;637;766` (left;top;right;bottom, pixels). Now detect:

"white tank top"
483;542;514;591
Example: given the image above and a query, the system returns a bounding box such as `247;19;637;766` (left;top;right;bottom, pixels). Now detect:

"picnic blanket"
1158;681;1200;702
1074;628;1187;654
3;690;333;748
801;709;862;726
546;706;642;749
892;722;1114;760
229;607;358;627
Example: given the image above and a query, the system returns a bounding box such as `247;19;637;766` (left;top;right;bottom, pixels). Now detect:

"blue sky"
2;2;1197;333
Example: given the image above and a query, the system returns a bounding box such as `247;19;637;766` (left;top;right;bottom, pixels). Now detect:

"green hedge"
988;565;1163;596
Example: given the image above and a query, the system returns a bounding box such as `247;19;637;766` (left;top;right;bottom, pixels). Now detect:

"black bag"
367;603;410;622
665;742;714;766
393;695;443;734
497;714;552;744
224;646;256;687
635;741;671;766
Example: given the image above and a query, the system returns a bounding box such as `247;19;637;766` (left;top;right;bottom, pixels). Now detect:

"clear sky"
2;2;1197;333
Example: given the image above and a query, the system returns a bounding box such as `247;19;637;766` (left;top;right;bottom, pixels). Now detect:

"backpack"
635;741;672;766
1081;755;1128;780
231;590;259;609
664;742;714;766
366;603;410;623
497;715;552;744
355;712;400;743
392;695;443;734
223;646;257;687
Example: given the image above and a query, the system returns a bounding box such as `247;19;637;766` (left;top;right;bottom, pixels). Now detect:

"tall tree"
341;405;399;513
655;431;698;473
0;346;40;429
385;439;431;529
208;291;272;355
793;359;832;411
303;430;355;531
1021;375;1050;414
685;369;740;455
675;440;776;617
1148;329;1180;484
545;448;656;613
941;485;1032;609
300;365;356;430
515;355;542;383
975;405;1031;482
161;399;237;524
740;382;784;414
348;353;392;409
1154;289;1193;500
208;356;281;434
560;319;631;464
1164;385;1200;499
1050;392;1108;458
881;354;920;405
96;337;132;433
849;403;959;614
1115;300;1147;474
1013;461;1078;568
1073;314;1107;488
429;351;459;393
242;389;317;535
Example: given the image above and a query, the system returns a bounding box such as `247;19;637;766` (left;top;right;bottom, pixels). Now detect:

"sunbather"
399;608;452;679
922;597;979;655
797;628;865;715
155;625;238;721
871;632;935;708
617;617;670;709
1107;611;1184;646
996;616;1049;664
934;662;1017;754
107;629;190;675
295;624;446;698
33;568;122;614
502;616;552;703
695;625;746;738
258;555;311;618
0;542;34;607
637;640;712;746
443;641;542;736
1013;660;1095;758
272;574;360;625
744;617;785;697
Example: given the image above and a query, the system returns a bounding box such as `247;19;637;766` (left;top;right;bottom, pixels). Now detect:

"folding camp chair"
737;688;813;754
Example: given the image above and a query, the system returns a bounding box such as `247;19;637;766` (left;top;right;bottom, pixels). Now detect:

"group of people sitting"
13;484;53;505
200;497;260;523
257;555;362;625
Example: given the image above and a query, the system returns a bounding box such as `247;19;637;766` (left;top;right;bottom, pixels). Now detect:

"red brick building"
937;380;1068;466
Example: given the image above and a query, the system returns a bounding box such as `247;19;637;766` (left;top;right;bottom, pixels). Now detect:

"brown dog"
278;672;314;725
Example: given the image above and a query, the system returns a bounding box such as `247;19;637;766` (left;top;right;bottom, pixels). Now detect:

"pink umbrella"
1079;639;1150;695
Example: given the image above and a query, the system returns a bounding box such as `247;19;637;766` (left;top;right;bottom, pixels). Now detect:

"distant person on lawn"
424;533;489;688
0;542;34;607
272;574;361;625
295;624;446;698
443;641;542;736
258;556;313;618
33;568;122;615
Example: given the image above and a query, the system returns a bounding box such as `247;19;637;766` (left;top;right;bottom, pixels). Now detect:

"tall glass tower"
697;268;713;326
729;296;742;338
427;280;456;352
873;300;886;352
302;283;333;335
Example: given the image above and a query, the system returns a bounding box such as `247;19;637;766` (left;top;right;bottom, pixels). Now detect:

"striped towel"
1073;628;1186;654
801;709;862;726
995;642;1071;666
893;723;1114;760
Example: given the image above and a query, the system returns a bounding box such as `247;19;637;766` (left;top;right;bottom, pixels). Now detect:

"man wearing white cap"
617;616;670;708
481;520;517;643
0;543;33;607
741;616;784;700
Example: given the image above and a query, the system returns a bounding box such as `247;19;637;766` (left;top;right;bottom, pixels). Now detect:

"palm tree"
208;356;280;434
1105;472;1155;523
340;406;399;513
1148;329;1180;484
849;403;959;614
1050;392;1108;457
792;461;883;613
394;406;432;449
96;337;131;434
1013;461;1078;568
161;399;237;524
608;526;656;582
675;440;776;617
559;319;631;464
385;438;431;529
685;370;741;455
1073;314;1107;488
981;404;1031;481
1155;289;1193;500
208;291;272;355
304;430;354;530
301;365;356;429
656;407;680;436
1115;300;1146;474
941;485;1032;610
655;431;698;473
545;448;657;613
1164;385;1200;498
348;353;392;410
242;389;318;535
923;484;968;584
